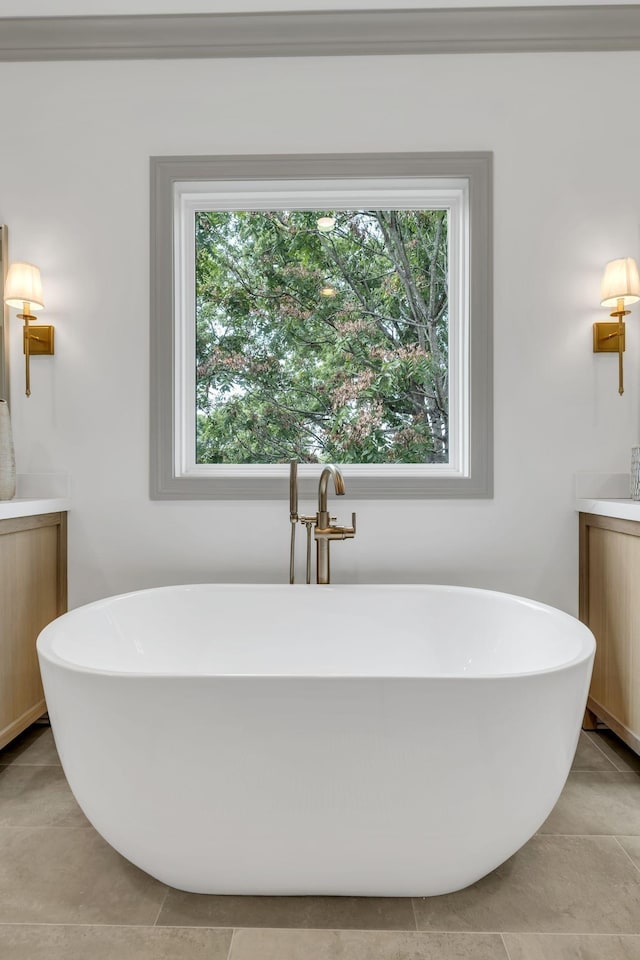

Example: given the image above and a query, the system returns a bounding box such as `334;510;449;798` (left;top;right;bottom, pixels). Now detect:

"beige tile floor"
0;723;639;959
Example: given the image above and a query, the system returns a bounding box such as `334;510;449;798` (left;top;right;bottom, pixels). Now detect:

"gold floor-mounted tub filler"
289;460;356;585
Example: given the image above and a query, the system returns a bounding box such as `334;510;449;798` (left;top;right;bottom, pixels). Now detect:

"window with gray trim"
150;153;492;500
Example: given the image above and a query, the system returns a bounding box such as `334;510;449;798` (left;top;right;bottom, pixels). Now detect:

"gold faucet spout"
318;465;345;516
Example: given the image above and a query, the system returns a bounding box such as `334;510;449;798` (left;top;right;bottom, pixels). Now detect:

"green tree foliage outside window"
195;208;448;465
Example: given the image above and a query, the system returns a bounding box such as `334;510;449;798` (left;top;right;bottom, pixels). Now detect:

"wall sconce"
594;257;640;395
3;262;54;397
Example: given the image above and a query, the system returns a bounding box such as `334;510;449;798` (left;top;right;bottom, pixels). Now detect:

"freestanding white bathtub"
37;583;595;896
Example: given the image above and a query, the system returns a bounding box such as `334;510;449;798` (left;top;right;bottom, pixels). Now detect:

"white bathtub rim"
37;582;596;681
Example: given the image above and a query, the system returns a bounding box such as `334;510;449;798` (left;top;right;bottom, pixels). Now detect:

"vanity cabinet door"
0;512;67;749
579;512;640;754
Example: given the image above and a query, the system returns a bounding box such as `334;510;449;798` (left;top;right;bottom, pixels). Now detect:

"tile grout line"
0;764;62;768
584;730;619;763
584;732;630;773
152;887;170;927
1;923;640;936
410;897;419;931
0;826;98;831
567;769;639;778
498;932;640;940
500;932;514;960
614;836;640;877
226;927;238;960
533;834;640;839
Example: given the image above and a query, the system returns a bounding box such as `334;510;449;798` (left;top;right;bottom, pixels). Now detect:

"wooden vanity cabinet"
579;511;640;754
0;512;67;749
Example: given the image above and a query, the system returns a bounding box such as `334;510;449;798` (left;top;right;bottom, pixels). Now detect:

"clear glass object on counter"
631;445;640;501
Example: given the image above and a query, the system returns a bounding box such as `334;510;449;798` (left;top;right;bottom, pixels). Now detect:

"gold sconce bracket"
593;320;626;353
23;324;54;356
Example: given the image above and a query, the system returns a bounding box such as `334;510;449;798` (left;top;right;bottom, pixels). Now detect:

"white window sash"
173;178;469;482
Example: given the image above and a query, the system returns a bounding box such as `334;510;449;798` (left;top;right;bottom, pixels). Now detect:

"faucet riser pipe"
316;538;330;585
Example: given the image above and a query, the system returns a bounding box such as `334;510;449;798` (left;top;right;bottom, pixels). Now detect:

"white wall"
1;51;639;612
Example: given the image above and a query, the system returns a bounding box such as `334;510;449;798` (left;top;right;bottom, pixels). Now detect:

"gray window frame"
150;152;492;500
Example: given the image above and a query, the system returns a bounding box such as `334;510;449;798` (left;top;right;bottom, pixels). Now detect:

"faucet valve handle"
315;512;356;540
341;512;356;537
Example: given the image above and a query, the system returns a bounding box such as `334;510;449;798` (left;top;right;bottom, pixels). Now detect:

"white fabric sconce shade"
600;257;640;308
4;262;44;312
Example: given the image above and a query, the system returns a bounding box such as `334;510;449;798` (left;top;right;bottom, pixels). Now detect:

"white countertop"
0;498;70;520
577;498;640;522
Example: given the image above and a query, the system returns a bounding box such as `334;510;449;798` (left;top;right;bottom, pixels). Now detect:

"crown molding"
1;6;640;61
